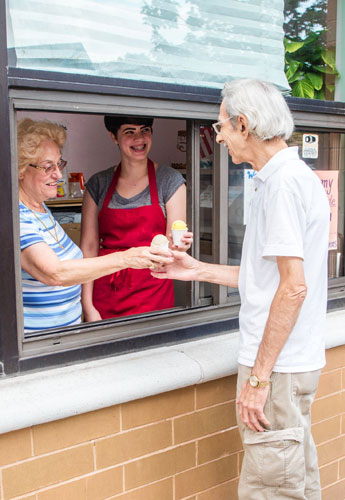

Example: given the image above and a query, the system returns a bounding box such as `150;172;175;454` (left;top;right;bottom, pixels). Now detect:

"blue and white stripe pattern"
20;202;83;335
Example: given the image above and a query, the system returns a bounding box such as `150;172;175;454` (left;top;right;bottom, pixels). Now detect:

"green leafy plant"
284;30;339;99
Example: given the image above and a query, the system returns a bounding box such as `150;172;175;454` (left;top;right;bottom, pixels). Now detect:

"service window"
225;129;345;302
12;98;237;361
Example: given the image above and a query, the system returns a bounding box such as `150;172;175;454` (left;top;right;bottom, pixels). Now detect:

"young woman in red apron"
80;116;192;321
92;159;174;318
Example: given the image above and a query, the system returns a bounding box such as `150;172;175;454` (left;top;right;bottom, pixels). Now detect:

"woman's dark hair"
104;115;154;137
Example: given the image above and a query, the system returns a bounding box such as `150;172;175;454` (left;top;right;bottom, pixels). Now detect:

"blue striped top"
20;202;83;335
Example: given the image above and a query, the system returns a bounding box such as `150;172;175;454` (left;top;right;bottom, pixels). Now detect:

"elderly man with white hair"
153;78;329;500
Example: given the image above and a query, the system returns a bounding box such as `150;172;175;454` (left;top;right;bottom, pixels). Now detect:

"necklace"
28;207;65;251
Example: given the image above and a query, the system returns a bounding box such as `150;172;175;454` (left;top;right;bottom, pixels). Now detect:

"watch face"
249;375;259;387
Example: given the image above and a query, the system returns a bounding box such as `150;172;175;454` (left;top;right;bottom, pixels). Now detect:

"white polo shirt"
238;147;330;372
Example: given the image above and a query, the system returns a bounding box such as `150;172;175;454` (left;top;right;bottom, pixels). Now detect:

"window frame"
1;0;345;374
8;85;244;372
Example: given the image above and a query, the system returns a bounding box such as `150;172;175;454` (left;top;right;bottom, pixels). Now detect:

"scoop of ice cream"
151;234;169;248
172;220;187;230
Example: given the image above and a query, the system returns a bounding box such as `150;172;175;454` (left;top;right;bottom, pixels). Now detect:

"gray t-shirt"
86;164;185;217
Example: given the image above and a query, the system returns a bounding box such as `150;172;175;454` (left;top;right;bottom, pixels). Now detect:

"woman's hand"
120;246;173;270
169;231;193;251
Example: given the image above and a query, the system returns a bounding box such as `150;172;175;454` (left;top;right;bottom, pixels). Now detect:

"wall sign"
315;170;339;250
302;134;319;159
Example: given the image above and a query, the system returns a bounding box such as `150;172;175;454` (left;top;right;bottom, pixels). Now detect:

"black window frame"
2;1;345;377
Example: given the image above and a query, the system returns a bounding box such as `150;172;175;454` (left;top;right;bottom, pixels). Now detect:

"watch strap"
249;374;271;388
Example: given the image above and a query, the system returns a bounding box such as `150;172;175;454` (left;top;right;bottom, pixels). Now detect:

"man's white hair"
221;79;294;141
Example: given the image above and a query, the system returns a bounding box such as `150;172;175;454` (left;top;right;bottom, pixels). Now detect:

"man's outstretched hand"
151;250;200;282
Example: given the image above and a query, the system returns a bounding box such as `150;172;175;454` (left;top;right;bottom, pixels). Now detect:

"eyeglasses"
212;117;232;135
29;159;67;175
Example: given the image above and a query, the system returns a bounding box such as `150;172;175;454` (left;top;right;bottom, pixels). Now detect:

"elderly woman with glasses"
18;118;172;334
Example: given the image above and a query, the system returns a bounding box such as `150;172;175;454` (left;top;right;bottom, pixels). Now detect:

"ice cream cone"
151;234;169;250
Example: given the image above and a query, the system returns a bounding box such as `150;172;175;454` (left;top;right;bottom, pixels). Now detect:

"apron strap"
147;159;160;206
99;164;120;221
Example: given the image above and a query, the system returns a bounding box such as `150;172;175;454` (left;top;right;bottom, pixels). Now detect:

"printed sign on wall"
302;134;319;159
315;170;339;250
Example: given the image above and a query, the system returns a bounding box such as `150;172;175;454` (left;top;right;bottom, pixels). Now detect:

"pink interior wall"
17;111;187;181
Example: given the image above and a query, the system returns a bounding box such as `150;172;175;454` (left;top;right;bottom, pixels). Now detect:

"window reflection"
6;0;289;90
283;0;339;100
226;131;345;290
287;131;345;278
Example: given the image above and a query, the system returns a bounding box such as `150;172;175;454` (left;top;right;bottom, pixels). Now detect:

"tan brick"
2;444;94;499
95;421;172;469
85;467;123;499
174;402;236;445
196;376;237;409
175;455;237;499
125;443;195;490
197;478;239;500
108;478;173;500
319;462;338;488
0;428;32;466
17;496;37;500
38;468;123;500
340;458;345;479
311;392;345;423
342;367;345;389
33;406;120;454
198;428;242;464
324;345;345;372
38;479;86;500
315;370;342;399
122;387;194;430
312;416;341;445
321;479;345;500
342;415;345;434
317;435;345;466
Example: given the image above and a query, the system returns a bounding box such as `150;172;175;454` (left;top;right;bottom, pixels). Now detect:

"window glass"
226;131;345;291
6;0;289;90
199;125;214;300
283;0;339;100
227;159;249;298
288;131;345;278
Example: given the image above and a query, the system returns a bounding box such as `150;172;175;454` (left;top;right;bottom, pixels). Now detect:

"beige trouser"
236;364;321;500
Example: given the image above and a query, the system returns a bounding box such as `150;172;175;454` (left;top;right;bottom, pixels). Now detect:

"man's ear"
238;114;249;137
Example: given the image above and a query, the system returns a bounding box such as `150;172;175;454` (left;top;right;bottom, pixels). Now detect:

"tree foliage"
284;0;327;40
283;0;339;99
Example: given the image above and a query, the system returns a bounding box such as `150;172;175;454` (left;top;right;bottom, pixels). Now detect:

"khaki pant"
236;364;321;500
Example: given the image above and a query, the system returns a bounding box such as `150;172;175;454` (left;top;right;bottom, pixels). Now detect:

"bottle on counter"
68;172;85;198
56;168;68;197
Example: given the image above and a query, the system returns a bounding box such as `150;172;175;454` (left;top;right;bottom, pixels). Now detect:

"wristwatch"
248;374;271;388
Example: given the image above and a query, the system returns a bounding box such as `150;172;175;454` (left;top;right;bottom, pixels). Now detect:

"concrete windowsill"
0;309;344;435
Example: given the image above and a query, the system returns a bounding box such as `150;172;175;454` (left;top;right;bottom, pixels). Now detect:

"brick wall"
0;344;344;500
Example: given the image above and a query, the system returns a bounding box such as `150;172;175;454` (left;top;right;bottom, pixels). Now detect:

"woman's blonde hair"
17;118;67;178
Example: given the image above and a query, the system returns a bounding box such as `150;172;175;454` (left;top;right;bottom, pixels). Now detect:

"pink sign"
315;170;339;250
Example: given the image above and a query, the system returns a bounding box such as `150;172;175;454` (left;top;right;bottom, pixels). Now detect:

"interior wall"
17;111;187;181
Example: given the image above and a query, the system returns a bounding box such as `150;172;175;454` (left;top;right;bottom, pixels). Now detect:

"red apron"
93;159;174;319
